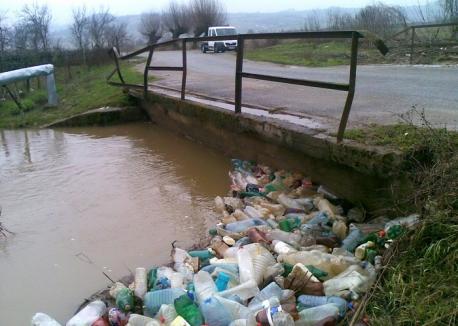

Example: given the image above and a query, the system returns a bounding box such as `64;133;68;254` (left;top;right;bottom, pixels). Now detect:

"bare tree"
12;23;29;50
303;11;322;32
190;0;227;37
0;13;11;54
20;3;52;51
443;0;458;37
327;8;354;30
106;22;130;51
162;1;192;39
139;12;162;44
354;3;407;38
88;7;114;49
71;6;88;64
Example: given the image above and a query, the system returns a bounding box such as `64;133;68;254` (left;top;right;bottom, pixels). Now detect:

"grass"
245;40;385;67
0;60;147;128
354;110;458;325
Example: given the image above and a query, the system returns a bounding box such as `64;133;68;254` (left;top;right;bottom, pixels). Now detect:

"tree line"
303;1;457;39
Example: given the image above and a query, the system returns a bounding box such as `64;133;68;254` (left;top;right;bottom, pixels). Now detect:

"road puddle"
0;123;231;325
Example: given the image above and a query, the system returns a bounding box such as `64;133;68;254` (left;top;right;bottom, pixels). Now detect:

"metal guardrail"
108;31;388;142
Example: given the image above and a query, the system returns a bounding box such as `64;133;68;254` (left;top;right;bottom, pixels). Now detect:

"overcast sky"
0;0;427;25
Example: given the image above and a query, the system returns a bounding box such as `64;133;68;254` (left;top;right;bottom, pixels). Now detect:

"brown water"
0;123;231;325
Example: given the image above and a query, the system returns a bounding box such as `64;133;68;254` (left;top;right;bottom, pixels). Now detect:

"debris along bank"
32;160;419;326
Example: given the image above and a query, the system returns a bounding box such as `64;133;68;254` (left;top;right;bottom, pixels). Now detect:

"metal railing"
108;31;388;142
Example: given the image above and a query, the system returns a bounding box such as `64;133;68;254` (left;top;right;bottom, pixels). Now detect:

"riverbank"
0;62;146;129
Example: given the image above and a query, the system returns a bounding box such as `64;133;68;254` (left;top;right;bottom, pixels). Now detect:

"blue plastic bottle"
297;295;348;318
200;297;232;326
215;272;230;292
143;288;186;317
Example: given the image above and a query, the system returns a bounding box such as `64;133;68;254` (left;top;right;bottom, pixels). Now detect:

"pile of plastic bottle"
32;159;420;326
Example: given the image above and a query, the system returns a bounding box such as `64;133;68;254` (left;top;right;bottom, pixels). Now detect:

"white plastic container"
135;267;148;299
31;313;62;326
272;240;297;255
193;271;217;304
128;314;159;326
296;303;339;326
155;304;177;325
66;300;106;326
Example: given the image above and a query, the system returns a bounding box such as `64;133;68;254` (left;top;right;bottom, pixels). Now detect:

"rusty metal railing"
108;31;388;142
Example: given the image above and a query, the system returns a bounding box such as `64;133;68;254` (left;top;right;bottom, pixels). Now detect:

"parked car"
201;26;238;53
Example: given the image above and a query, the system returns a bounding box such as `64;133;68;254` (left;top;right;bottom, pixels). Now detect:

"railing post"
337;32;359;143
410;27;415;65
234;36;244;113
144;47;153;99
112;47;125;84
181;39;187;100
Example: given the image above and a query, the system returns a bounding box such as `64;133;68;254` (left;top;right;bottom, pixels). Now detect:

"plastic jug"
143;289;186;317
193;270;217;304
174;295;203;326
155;304;177;325
31;313;62;326
219;248;259;300
323;264;374;299
135;267;148;299
250;246;276;285
66;300;106;326
341;224;364;252
297;295;347;318
296;304;339;326
215;295;253;321
200;296;232;326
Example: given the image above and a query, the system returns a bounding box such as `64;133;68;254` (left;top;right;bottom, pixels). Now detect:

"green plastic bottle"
279;217;302;232
387;225;406;239
282;263;294;277
116;288;134;313
147;268;158;290
174;294;203;326
305;265;328;281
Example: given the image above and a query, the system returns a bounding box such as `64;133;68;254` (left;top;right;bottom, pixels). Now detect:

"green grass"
0;61;146;128
357;111;458;325
245;41;385;67
343;123;458;152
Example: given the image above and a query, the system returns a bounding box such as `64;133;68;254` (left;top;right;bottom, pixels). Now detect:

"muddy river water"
0;123;231;325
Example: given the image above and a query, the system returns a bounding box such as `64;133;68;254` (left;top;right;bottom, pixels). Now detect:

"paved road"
147;50;458;130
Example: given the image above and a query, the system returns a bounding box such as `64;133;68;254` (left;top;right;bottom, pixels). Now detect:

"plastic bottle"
170;272;185;289
156;304;177;325
248;296;281;314
215;196;226;214
278;250;358;278
215;295;253;321
215;271;231;291
66;300;107;326
297;295;347;318
296;304;339;326
147;268;158;291
108;308;128;326
170;316;190;326
244;206;264;218
340;224;364;253
110;282;128;299
248;282;287;308
278;217;302;232
31;313;62;326
266;229;302;247
193;271;217;304
143;289;186;317
272;240;297;255
116;288;134;313
211;237;230;258
173;248;194;281
188;250;214;260
322;265;372;299
128;314;158;326
332;220;347;240
304;211;329;226
384;214;420;232
256;307;294;326
92;318;109;326
313;198;337;220
174;294;204;326
134;267;148;299
355;241;375;260
277;193;303;210
200;297;232;326
225;218;267;233
247;228;269;244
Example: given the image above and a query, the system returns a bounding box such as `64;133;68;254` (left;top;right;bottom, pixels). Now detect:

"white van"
201;26;238;53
